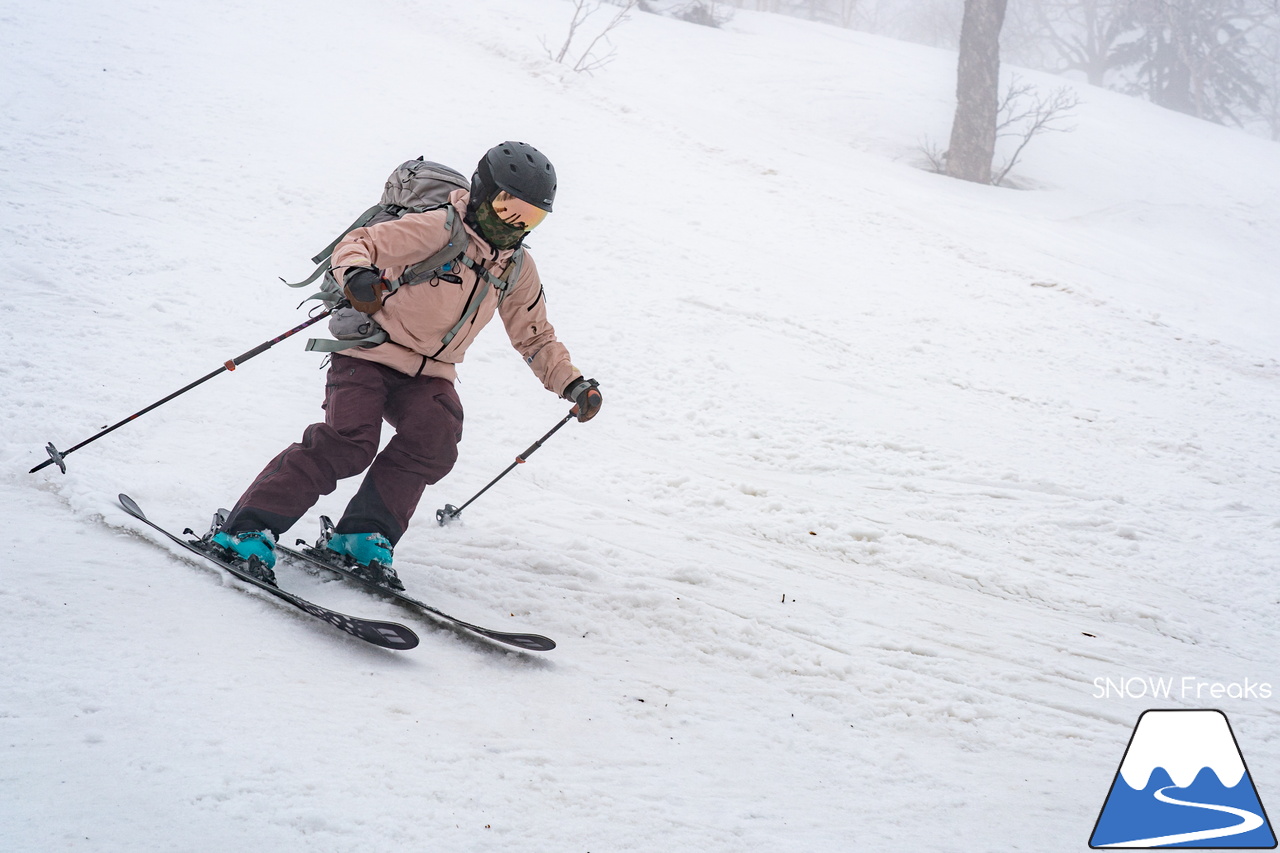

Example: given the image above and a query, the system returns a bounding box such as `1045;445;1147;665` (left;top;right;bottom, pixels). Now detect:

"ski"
117;494;419;650
277;537;556;652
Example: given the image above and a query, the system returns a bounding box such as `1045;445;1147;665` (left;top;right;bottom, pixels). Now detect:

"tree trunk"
946;0;1009;184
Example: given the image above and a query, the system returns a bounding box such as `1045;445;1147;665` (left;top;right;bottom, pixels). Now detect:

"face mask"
473;193;548;250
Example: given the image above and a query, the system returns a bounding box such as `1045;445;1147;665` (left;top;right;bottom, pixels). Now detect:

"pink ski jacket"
330;190;580;396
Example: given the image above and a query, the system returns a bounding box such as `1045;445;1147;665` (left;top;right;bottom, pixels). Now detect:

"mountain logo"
1090;709;1276;848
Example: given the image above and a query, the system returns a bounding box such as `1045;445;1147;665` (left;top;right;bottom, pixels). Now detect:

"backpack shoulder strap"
437;247;525;350
388;204;470;292
500;247;525;305
458;245;524;296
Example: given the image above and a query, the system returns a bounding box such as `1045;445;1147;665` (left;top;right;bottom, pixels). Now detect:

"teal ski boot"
326;531;403;591
210;529;278;585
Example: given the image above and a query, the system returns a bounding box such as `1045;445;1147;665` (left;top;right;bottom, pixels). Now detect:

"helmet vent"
476;141;556;212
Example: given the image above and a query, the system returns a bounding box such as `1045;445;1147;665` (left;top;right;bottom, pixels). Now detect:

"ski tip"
118;493;145;519
367;623;420;650
493;633;556;652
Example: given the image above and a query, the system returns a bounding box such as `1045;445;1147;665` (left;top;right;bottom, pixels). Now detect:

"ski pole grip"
227;309;331;370
517;412;575;462
230;340;274;368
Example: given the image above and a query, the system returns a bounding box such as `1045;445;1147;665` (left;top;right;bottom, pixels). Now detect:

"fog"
703;0;1280;140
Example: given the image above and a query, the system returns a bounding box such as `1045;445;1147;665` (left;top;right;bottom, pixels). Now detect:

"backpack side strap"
303;334;388;353
282;203;388;288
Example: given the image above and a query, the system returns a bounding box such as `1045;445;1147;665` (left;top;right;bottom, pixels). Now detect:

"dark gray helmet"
470;141;557;212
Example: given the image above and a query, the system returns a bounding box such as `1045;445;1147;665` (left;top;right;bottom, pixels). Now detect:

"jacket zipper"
431;264;485;359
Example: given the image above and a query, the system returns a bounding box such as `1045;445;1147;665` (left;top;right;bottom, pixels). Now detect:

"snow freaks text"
1093;677;1273;701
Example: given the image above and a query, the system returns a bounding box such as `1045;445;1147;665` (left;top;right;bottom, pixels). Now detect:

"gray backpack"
287;157;525;352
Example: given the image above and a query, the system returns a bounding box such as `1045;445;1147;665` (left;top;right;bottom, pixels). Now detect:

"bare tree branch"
551;0;598;64
547;0;639;74
573;0;639;73
993;83;1080;185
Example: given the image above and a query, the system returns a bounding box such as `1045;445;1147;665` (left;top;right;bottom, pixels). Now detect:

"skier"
210;142;602;587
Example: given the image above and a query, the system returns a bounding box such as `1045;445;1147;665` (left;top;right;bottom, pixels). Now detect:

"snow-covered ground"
3;1;1279;850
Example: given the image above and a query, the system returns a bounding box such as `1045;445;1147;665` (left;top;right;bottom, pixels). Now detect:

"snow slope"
2;1;1279;851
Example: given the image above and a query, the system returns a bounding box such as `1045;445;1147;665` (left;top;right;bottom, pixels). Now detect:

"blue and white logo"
1091;710;1276;848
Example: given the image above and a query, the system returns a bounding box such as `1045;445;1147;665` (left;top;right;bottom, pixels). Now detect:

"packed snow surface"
3;1;1279;851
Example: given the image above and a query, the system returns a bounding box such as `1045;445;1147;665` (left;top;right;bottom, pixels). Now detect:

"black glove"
563;377;602;422
343;267;386;314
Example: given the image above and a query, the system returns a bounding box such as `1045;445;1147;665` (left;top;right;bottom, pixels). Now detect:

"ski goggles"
490;191;549;232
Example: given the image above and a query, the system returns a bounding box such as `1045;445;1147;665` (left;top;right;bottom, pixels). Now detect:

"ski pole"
30;309;333;474
436;409;578;525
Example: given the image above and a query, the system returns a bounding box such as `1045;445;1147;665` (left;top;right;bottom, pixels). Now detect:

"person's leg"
335;375;463;545
223;356;389;538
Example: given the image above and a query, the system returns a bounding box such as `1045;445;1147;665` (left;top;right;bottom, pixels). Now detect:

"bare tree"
908;0;967;48
1005;0;1140;86
1251;13;1280;138
863;0;965;48
547;0;640;73
992;76;1080;184
721;0;1280;139
1125;0;1269;125
836;0;862;27
921;75;1079;183
947;0;1010;184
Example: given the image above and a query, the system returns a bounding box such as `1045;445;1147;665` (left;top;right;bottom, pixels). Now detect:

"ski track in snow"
2;0;1280;851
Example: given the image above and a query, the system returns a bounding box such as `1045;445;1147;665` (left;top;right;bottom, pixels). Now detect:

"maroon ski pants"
224;355;463;545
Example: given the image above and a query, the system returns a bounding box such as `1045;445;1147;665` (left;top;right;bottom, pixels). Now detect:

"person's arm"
330;210;452;312
498;252;599;421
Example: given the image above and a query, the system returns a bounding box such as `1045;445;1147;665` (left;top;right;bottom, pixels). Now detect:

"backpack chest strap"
388;204;471;294
436;250;523;349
